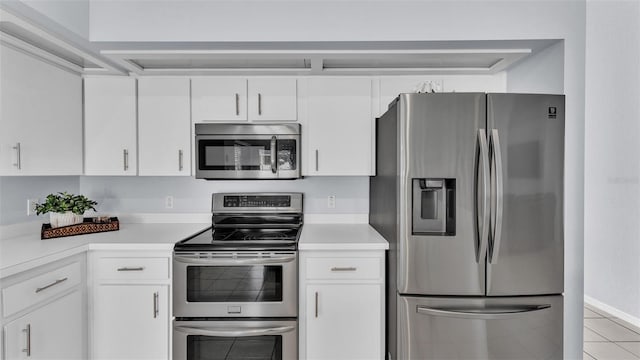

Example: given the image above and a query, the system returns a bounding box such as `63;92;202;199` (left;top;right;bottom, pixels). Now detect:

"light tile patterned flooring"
584;303;640;360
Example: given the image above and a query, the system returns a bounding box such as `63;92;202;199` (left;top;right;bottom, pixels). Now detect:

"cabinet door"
305;284;382;360
138;78;191;176
192;78;247;121
305;78;373;176
4;290;84;359
93;285;169;360
248;78;297;121
0;44;82;176
84;78;137;175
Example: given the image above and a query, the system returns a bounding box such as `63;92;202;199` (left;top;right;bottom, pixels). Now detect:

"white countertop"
1;221;388;278
299;224;389;251
0;223;209;278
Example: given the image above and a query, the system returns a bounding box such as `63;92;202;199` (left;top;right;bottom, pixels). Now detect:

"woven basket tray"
41;217;119;240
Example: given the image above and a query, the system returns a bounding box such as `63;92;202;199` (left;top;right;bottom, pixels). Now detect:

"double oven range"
173;193;302;360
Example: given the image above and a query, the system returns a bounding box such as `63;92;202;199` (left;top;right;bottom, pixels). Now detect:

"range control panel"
223;195;291;208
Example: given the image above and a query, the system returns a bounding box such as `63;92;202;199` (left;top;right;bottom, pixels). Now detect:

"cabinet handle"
315;150;319;172
35;277;68;293
153;292;159;318
315;291;319;318
12;142;21;170
258;93;262;115
22;324;31;357
117;266;145;271
178;149;184;171
123;149;129;171
330;267;357;272
235;93;240;116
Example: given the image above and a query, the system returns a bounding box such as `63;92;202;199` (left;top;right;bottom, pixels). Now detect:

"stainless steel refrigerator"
370;93;564;360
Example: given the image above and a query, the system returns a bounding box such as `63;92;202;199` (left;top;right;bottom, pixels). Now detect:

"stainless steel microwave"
195;123;301;180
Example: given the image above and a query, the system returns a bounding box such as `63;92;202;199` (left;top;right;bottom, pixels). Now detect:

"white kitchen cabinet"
303;78;374;176
0;44;82;176
299;251;385;360
1;254;86;360
90;251;171;360
191;77;297;122
84;77;137;175
247;78;297;121
3;290;84;360
93;285;169;360
138;78;191;176
191;78;247;121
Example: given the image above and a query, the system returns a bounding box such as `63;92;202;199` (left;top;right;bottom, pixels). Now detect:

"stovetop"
175;192;303;252
174;226;301;251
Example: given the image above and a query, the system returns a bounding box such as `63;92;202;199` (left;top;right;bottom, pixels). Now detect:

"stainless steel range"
173;192;302;360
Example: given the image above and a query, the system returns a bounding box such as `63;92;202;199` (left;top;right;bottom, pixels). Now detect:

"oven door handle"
175;325;295;337
174;255;296;265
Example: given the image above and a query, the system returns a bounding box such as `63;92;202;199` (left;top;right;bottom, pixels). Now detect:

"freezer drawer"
397;295;563;360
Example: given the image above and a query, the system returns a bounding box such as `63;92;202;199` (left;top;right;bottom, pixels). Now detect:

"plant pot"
50;212;83;228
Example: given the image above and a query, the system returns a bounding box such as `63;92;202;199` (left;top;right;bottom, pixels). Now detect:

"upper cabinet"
138;78;191;176
247;78;297;121
191;78;297;122
0;44;83;176
303;78;374;176
84;77;137;176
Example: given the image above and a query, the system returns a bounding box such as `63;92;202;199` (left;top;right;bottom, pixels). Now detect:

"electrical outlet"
165;196;174;209
327;195;336;209
27;198;39;216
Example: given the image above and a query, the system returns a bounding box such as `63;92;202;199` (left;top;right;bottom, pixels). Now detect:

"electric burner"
175;193;303;252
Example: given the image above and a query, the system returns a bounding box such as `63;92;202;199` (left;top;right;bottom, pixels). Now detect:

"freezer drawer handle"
174;325;295;337
417;304;551;320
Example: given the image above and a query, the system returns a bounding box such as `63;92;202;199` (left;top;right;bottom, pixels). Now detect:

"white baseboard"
584;295;640;329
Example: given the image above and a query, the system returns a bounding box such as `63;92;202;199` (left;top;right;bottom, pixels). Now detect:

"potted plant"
35;192;98;228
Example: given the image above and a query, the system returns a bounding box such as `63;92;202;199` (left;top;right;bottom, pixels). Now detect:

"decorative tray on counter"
41;217;119;240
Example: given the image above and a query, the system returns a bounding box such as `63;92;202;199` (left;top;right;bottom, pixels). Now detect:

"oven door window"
198;139;272;171
187;266;283;302
188;335;282;360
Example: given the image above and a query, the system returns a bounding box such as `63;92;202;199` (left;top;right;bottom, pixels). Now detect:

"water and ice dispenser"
412;178;456;235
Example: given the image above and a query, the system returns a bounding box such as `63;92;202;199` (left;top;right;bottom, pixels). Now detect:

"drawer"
2;261;81;318
306;257;382;280
95;257;169;281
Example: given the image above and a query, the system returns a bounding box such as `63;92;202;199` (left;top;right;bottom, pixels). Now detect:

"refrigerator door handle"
476;129;490;263
489;129;504;264
417;304;551;320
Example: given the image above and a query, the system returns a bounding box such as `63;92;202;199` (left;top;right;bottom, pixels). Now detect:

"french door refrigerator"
370;93;564;360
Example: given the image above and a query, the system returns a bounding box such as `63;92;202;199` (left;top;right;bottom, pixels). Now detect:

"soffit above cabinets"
0;9;124;75
98;39;560;76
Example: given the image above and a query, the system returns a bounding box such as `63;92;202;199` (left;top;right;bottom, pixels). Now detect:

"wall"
88;2;586;357
0;176;80;225
584;0;640;324
78;176;369;216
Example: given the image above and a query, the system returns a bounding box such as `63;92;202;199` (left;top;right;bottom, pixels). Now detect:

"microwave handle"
270;136;277;174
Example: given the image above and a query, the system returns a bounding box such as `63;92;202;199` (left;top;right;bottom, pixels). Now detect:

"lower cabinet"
3;290;84;359
1;254;86;360
90;251;171;360
93;285;169;360
299;250;385;360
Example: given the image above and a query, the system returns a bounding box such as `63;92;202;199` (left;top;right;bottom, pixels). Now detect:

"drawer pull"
35;277;68;293
22;324;31;356
117;267;145;272
330;267;357;272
